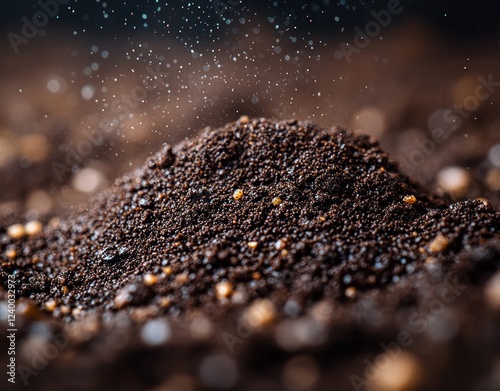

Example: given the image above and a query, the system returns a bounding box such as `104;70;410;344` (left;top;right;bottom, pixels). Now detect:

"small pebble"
158;297;172;309
6;249;17;259
251;272;261;280
247;241;258;249
44;299;57;312
114;291;132;310
429;234;450;253
272;197;282;206
130;307;159;323
238;115;250;124
59;305;71;315
233;189;244;201
25;220;42;236
162;266;173;275
143;273;158;286
7;224;25;239
215;282;233;299
345;286;357;299
403;195;417;205
175;273;189;284
245;299;277;328
275;239;286;250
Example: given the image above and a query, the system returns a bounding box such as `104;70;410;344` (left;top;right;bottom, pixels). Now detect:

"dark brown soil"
1;118;498;321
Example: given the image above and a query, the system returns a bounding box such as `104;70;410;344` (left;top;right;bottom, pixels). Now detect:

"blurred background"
1;0;500;224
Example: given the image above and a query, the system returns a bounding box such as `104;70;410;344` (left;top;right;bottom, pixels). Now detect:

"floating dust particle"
215;282;233;300
233;189;244;201
345;287;357;299
429;234;450;253
143;273;158;286
371;351;421;391
162;266;173;275
44;299;57;312
403;195;417;205
25;220;42;236
484;272;500;309
272;197;282;206
238;115;250;124
247;241;258;249
6;249;17;259
7;224;25;239
245;299;277;328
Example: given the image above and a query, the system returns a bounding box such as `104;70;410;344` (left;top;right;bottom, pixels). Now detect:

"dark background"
1;1;500;40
